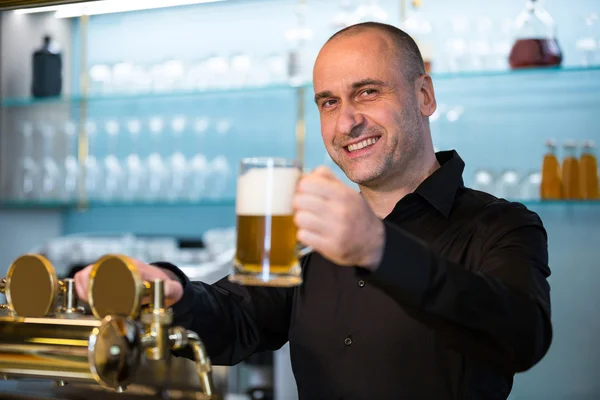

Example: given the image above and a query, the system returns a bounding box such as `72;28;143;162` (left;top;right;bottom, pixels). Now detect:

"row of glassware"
6;118;235;202
472;140;599;201
83;0;600;96
472;169;542;201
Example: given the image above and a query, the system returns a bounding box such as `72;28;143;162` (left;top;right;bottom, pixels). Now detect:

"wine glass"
103;119;124;202
146;116;168;202
496;169;521;200
576;13;599;67
39;123;61;201
14;121;39;200
124;118;145;202
472;169;496;195
206;156;231;200
84;121;103;201
61;121;79;202
167;116;188;202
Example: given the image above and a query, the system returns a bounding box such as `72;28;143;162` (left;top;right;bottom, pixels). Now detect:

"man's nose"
336;102;365;137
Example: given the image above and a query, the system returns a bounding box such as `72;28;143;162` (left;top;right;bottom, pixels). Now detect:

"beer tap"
88;255;216;396
0;278;10;316
168;327;214;397
55;278;85;318
140;279;172;361
140;279;215;396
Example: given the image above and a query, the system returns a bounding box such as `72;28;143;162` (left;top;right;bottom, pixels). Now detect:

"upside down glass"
229;158;305;287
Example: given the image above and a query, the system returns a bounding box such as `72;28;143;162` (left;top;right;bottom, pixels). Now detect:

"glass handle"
296;243;313;258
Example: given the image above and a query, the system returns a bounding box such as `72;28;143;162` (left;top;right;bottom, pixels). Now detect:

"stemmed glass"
146;116;168;202
124;118;145;202
103;119;124;202
167;116;188;202
186;117;210;201
39;123;61;201
61;121;79;202
14;122;38;200
84;121;103;201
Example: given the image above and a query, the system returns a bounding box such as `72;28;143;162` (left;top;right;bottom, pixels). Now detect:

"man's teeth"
347;137;379;152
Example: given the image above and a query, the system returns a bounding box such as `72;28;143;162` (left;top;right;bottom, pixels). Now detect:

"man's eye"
322;99;337;108
361;89;377;96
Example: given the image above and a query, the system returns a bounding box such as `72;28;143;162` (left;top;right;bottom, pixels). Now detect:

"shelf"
0;199;236;209
1;198;598;210
429;65;600;81
520;200;600;206
2;66;600;108
0;83;298;108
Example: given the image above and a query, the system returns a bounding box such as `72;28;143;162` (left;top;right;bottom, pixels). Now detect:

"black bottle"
31;35;62;98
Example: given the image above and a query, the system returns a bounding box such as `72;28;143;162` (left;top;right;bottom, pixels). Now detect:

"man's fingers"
73;260;183;307
74;267;91;302
294;210;331;235
312;165;338;181
297;229;327;253
293;192;328;214
164;280;184;307
297;174;343;200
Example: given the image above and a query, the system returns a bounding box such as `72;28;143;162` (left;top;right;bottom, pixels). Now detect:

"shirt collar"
414;150;465;218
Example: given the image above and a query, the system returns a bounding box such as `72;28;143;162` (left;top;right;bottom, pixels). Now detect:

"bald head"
325;22;425;84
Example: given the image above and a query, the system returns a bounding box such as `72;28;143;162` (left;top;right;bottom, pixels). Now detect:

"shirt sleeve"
360;203;552;373
152;261;294;366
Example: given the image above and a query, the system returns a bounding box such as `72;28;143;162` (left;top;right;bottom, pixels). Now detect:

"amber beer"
229;159;303;287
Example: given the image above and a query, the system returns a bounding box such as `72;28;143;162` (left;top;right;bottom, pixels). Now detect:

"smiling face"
313;29;431;188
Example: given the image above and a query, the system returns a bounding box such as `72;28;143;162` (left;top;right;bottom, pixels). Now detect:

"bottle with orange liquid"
540;139;562;200
580;141;599;200
562;141;582;200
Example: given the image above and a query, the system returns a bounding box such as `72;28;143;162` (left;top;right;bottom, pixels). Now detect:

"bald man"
76;22;552;399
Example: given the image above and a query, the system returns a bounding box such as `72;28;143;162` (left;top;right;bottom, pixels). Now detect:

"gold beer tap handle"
168;327;215;397
56;278;85;318
0;279;9;315
140;279;172;361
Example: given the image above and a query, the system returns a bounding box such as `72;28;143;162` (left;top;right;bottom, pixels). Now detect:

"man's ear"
416;74;436;117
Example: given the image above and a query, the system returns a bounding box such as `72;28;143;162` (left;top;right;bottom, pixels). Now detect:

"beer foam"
236;167;301;216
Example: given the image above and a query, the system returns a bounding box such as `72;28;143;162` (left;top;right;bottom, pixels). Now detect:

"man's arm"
154;262;295;366
361;204;552;373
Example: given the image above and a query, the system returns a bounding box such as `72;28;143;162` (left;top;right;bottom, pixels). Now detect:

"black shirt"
157;150;552;400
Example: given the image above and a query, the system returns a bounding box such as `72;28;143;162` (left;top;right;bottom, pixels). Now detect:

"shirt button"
357;280;365;288
344;336;353;346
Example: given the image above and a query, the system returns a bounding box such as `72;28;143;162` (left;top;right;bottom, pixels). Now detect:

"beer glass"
229;157;305;287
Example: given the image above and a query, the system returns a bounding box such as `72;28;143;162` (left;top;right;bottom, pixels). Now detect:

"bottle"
31;35;63;98
540;139;561;200
401;0;434;73
580;141;599;200
508;0;562;69
562;141;581;200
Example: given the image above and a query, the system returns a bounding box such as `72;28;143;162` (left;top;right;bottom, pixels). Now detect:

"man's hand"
74;259;184;308
293;166;385;271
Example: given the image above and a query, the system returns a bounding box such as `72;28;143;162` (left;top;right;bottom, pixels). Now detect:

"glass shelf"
520;200;600;206
0;83;298;108
1;199;597;210
429;64;600;81
0;199;236;209
3;65;600;108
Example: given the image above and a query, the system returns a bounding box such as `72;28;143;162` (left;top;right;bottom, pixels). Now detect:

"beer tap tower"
0;254;215;398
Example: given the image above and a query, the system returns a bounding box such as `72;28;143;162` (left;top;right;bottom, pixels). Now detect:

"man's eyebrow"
314;90;334;104
314;79;387;104
351;78;386;89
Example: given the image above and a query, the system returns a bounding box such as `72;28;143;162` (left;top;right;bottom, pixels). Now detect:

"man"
75;22;552;399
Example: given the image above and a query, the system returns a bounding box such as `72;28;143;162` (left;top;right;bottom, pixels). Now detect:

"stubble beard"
333;105;423;189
